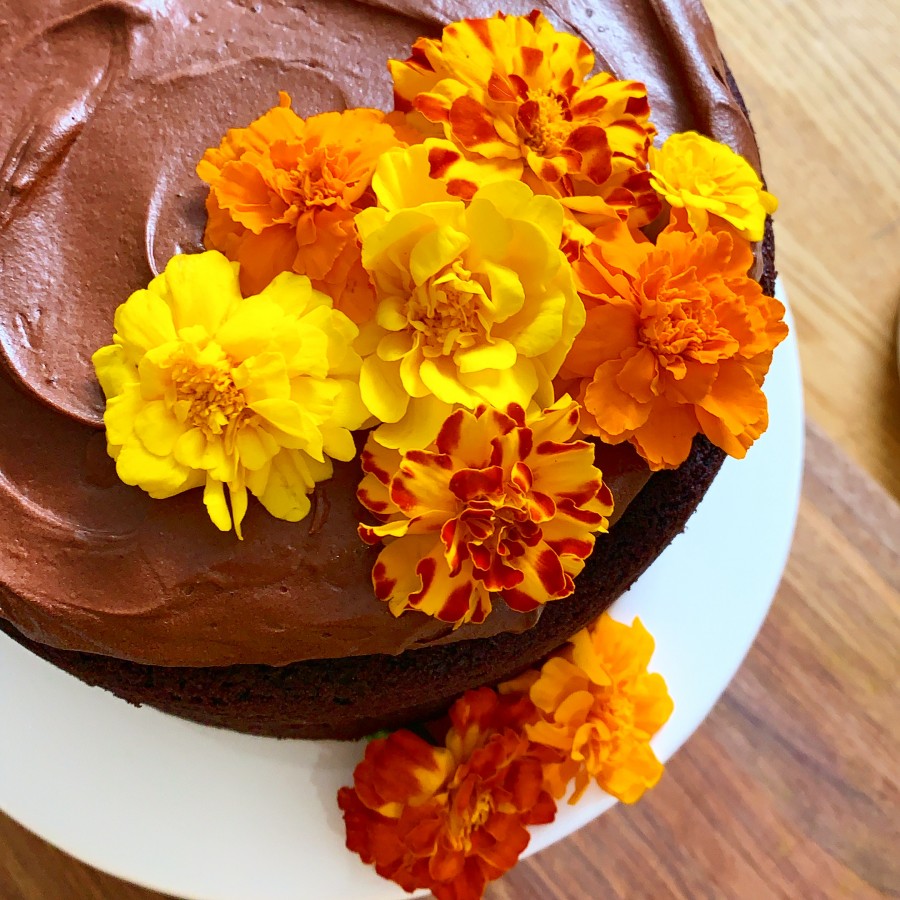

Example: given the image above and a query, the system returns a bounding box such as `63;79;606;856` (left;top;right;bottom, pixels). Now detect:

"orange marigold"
561;214;788;469
389;11;660;233
502;614;673;804
338;687;556;900
196;92;407;323
357;398;613;626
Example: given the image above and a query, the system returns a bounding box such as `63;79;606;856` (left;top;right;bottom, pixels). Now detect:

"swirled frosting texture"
0;0;761;666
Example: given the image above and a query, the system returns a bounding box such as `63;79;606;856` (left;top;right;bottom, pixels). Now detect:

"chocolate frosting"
0;0;761;667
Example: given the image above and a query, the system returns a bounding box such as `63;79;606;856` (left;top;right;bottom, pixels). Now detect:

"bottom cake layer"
1;436;724;739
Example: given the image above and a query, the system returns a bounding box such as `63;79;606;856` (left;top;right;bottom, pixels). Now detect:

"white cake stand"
0;282;803;900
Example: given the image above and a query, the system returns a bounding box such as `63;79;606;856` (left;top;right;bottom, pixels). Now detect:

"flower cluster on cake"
85;10;785;898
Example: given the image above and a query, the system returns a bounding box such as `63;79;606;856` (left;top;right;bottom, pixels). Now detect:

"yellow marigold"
502;614;673;804
390;11;660;232
649;131;778;242
561;213;788;469
357;399;613;626
92;251;367;537
356;148;584;451
197;92;408;324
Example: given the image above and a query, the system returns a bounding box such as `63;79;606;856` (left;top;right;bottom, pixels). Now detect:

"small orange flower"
502;614;673;804
338;688;556;900
561;213;788;469
357;398;613;626
389;11;660;233
197;92;408;323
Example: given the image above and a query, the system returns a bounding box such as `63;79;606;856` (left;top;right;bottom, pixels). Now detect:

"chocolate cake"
0;0;776;739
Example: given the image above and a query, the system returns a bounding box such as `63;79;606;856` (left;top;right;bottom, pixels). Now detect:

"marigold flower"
197;92;408;323
649;131;778;242
338;687;556;900
389;11;660;232
357;398;613;626
502;614;673;804
561;214;788;469
92;251;367;537
378;136;518;204
356;155;584;451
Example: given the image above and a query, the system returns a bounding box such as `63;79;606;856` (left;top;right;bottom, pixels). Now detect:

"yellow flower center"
407;260;487;356
170;355;247;437
521;90;571;156
470;792;493;828
447;778;494;853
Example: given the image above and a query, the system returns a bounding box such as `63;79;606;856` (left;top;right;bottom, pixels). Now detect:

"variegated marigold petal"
389;12;657;233
357;399;611;627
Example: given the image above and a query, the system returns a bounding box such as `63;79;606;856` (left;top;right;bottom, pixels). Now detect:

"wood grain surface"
2;421;897;899
2;1;900;898
703;0;900;499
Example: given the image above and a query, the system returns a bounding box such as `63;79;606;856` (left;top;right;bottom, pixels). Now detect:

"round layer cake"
0;0;775;739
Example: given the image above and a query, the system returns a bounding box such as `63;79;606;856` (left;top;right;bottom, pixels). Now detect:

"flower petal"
112;289;177;359
360;355;410;424
164;251;241;335
203;476;232;532
371;533;436;604
373;396;453;452
250;448;322;522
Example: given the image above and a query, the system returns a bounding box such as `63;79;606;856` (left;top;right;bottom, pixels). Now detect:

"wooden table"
703;0;900;501
2;1;899;898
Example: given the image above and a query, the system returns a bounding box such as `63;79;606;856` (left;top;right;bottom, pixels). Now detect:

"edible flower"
197;92;408;323
92;251;367;536
338;687;556;900
356;154;584;451
561;214;788;468
502;614;673;804
357;398;613;626
649;131;778;242
389;11;660;232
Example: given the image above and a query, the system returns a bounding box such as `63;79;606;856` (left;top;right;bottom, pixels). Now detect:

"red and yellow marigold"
502;614;673;804
338;687;556;900
197;92;408;323
357;398;613;626
389;11;660;234
561;213;788;469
